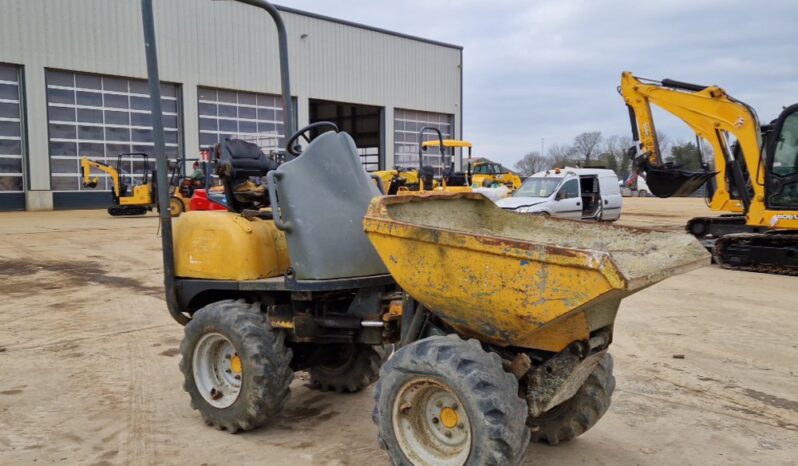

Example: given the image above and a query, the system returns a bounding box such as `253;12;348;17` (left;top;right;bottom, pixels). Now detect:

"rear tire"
309;343;389;393
529;353;615;445
180;300;293;433
374;335;529;466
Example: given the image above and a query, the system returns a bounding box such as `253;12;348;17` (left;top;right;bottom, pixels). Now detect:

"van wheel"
638;190;648;197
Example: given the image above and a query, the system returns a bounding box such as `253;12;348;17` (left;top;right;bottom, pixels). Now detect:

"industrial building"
0;0;462;211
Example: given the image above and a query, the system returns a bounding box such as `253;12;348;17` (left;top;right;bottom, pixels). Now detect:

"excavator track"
108;205;149;216
685;215;769;250
713;232;798;276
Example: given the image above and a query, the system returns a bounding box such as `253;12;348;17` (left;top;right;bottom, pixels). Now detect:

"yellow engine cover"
173;211;289;280
120;184;154;206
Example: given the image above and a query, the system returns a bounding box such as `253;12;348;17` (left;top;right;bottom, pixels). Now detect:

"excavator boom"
80;156;121;196
620;72;757;205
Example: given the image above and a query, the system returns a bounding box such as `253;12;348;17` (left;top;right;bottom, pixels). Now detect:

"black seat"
444;171;468;187
214;139;278;211
420;165;435;189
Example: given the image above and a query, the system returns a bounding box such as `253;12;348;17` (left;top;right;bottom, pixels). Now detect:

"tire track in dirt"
125;337;153;465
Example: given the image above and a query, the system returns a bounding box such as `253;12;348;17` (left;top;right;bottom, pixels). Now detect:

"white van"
619;173;650;197
496;168;622;221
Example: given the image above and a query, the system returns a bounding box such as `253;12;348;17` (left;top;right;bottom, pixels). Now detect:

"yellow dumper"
365;192;709;465
140;2;710;464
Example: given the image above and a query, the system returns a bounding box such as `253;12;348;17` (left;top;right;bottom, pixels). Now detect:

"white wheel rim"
392;377;471;466
192;333;243;408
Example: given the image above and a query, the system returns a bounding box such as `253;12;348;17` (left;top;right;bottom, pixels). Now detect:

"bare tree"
656;130;670;158
514;151;547;176
572;131;603;163
546;143;575;169
603;134;634;175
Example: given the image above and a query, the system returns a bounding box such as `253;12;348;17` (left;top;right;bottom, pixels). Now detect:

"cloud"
285;0;798;166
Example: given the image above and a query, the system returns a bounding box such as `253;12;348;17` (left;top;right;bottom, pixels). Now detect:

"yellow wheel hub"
169;200;181;216
439;407;459;429
230;354;242;374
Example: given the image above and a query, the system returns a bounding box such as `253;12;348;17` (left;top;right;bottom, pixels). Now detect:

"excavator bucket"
646;168;717;198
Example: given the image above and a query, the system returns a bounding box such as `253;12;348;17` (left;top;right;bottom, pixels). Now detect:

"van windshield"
514;177;562;198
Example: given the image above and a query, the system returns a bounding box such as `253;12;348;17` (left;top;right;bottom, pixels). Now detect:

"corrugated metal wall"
0;0;462;205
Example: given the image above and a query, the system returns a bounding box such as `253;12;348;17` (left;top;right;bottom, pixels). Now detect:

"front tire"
374;335;529;466
309;343;389;393
179;300;293;433
169;196;185;217
529;353;615;445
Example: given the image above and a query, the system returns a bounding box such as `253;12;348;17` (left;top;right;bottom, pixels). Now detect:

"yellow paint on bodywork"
173;211;289;280
118;184;154;206
364;192;709;351
525;312;590;353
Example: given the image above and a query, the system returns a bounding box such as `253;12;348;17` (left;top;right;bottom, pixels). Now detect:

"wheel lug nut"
457;423;465;429
432;417;439;424
451;404;459;411
225;354;231;360
234;374;241;380
436;401;443;408
225;369;231;374
444;431;452;438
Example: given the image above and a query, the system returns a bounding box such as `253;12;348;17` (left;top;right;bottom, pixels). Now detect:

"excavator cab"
765;104;798;210
113;152;151;199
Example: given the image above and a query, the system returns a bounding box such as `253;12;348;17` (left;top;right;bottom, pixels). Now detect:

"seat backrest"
269;131;388;279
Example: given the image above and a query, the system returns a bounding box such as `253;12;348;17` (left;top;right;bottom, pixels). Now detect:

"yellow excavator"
620;71;798;274
80;153;187;216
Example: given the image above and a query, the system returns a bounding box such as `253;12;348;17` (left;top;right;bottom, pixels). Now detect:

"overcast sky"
286;0;798;167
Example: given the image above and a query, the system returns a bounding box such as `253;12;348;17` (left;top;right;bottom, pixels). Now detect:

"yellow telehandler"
471;159;523;190
620;72;798;274
140;3;709;465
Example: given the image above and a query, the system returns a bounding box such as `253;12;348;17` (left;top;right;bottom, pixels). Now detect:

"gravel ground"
0;197;796;466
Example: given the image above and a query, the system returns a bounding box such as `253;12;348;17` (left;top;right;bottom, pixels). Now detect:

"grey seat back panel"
271;131;387;279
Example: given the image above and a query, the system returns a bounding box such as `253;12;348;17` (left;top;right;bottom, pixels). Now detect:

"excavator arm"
80;156;121;197
619;72;763;208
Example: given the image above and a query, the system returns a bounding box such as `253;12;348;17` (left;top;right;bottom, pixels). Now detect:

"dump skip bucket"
646;168;717;198
364;193;709;349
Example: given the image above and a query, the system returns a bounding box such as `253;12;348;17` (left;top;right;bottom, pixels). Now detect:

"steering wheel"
285;121;339;156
